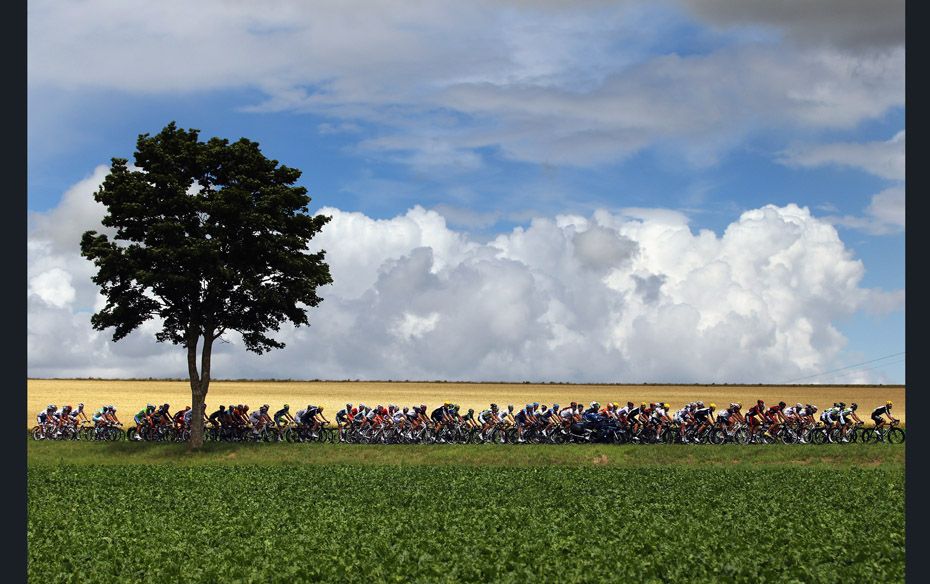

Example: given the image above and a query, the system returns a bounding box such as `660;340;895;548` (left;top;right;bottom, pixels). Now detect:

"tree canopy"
81;122;332;446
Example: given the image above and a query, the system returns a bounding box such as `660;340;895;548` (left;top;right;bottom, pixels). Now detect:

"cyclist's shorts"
134;415;144;425
871;414;883;425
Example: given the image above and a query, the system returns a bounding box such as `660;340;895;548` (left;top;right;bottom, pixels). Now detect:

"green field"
28;443;904;583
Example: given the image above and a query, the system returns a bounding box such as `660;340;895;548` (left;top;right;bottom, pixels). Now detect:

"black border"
4;0;27;580
904;0;925;577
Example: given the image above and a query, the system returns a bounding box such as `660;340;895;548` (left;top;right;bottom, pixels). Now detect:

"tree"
81;122;332;448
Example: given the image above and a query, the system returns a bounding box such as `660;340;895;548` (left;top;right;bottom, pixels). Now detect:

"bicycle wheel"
857;428;875;444
31;426;45;441
886;428;905;444
808;428;826;445
733;428;749;444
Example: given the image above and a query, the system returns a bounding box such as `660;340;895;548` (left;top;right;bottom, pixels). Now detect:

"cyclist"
182;404;199;430
542;404;561;431
430;403;448;430
651;403;670;441
477;404;498;433
152;403;172;429
305;405;330;431
675;403;694;443
72;403;90;424
133;404;156;440
765;402;787;439
461;408;478;431
249;404;269;434
498;404;516;428
273;404;295;428
207;405;226;431
744;400;766;436
514;403;537;442
691;403;714;441
57;405;74;435
821;403;843;440
802;404;818;427
37;405;57;433
335;403;352;426
871;401;898;430
559;402;577;426
173;406;191;433
837;403;863;442
627;402;645;436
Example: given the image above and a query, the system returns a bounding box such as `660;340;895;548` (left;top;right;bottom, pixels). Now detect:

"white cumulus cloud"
27;171;903;383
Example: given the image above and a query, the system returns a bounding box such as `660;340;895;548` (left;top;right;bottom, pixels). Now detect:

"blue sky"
27;0;904;383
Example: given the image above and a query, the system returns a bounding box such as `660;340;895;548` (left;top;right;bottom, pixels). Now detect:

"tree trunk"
187;330;215;450
187;333;204;449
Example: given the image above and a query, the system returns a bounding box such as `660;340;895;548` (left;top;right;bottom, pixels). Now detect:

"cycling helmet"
359;403;367;410
570;401;577;407
163;403;169;409
627;402;634;408
507;404;514;411
640;402;646;408
886;400;893;407
757;399;764;406
46;404;54;410
734;403;742;409
850;403;858;410
553;403;560;410
532;402;539;408
403;406;409;413
591;402;599;408
490;403;498;409
795;403;802;409
77;402;84;408
318;407;325;413
696;401;704;407
283;404;290;410
838;402;845;408
778;401;786;408
242;405;249;412
219;405;226;411
468;408;475;414
663;403;670;409
147;403;154;409
709;403;716;409
307;405;313;411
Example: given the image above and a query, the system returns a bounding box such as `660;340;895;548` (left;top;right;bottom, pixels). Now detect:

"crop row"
29;464;904;582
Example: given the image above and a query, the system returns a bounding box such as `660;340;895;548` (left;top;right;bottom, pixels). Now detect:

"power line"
782;351;906;384
812;357;906;383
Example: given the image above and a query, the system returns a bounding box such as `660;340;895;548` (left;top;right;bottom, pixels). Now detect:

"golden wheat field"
27;379;905;427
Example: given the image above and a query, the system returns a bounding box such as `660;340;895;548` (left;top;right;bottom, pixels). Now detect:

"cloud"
683;0;904;51
779;131;905;181
28;171;903;383
825;185;905;235
29;1;904;169
781;132;905;235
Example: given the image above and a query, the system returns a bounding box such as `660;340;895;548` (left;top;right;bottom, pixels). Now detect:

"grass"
28;440;905;470
28;448;905;583
27;379;907;427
